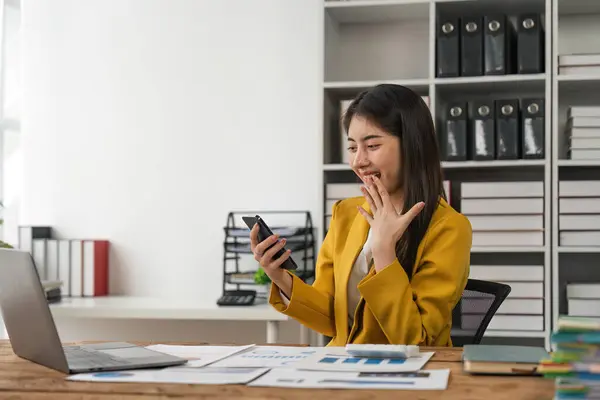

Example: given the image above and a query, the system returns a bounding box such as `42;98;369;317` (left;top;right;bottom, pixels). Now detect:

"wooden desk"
0;340;553;399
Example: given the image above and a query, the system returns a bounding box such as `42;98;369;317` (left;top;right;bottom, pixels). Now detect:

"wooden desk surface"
0;340;553;400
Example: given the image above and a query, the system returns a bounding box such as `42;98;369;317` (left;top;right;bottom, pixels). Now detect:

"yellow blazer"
269;196;472;346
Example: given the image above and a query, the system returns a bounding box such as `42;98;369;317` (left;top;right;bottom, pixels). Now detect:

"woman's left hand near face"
358;175;425;253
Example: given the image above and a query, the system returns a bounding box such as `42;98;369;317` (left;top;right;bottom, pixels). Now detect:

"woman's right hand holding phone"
250;223;293;299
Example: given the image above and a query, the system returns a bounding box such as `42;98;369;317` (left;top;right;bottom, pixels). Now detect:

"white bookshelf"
551;0;600;335
321;0;553;348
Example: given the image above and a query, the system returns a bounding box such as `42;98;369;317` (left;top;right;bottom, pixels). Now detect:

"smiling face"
347;114;402;200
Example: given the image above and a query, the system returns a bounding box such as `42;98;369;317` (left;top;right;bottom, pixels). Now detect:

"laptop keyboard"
64;346;131;368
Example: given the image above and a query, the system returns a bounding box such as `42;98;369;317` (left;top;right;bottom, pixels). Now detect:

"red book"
82;240;110;296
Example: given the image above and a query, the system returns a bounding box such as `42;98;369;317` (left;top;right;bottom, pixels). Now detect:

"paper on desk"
144;344;255;367
292;349;435;373
248;368;450;390
209;345;325;368
67;366;270;385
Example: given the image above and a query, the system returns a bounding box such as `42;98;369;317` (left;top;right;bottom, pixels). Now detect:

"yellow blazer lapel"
335;199;371;339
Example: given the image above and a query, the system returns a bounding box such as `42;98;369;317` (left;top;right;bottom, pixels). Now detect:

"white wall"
19;0;322;341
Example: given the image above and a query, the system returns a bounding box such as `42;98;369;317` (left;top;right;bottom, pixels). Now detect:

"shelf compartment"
556;80;600;160
324;0;430;24
557;253;600;317
557;76;600;93
325;6;429;82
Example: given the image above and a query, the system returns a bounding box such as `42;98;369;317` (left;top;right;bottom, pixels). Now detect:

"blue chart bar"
318;357;339;364
388;359;406;364
364;358;384;365
317;356;406;365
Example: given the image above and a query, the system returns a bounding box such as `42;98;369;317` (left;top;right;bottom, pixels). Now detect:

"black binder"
517;14;544;74
521;98;545;159
442;103;468;161
437;17;460;77
495;99;520;159
461;16;483;76
469;101;495;160
484;15;515;75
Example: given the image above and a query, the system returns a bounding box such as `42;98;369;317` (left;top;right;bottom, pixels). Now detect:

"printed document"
67;366;269;385
248;368;450;390
210;346;324;368
144;344;254;367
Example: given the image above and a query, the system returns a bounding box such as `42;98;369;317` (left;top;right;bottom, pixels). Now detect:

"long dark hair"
342;84;446;278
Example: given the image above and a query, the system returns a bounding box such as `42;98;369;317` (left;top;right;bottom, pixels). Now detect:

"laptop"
0;248;188;374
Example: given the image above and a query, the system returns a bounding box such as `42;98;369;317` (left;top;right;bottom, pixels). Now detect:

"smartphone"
242;215;298;271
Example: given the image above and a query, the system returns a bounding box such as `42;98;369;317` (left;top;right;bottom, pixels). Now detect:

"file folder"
495;99;520;159
517;14;544;74
469;101;495;160
437;17;460;77
484;15;515;75
441;103;468;161
461;16;483;76
521;98;545;159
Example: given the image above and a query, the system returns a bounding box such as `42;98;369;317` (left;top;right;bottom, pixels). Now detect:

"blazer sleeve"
357;212;472;345
268;202;339;337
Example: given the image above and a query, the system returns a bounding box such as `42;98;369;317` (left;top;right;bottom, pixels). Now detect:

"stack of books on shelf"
565;106;600;161
539;316;600;399
440;98;545;162
559;53;600;76
463;264;544;332
17;226;110;298
558;180;600;247
324;180;451;230
436;13;544;77
461;181;544;248
567;283;600;320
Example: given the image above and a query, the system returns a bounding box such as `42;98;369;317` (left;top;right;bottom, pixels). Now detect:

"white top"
280;228;373;328
347;228;373;326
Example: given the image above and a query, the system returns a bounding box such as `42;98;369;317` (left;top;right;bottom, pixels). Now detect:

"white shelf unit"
322;0;552;348
551;0;600;333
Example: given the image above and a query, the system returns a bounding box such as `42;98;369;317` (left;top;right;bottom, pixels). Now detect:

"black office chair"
452;279;512;346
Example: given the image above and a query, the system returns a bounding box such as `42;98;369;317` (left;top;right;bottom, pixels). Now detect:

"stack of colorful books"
539;316;600;399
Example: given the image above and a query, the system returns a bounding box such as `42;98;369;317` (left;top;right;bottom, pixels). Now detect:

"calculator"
345;344;420;358
217;290;257;306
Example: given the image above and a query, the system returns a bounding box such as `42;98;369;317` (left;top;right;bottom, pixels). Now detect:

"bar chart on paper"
293;351;435;373
248;368;450;390
209;346;320;368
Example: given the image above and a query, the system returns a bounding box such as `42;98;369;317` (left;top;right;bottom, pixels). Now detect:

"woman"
250;84;472;346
